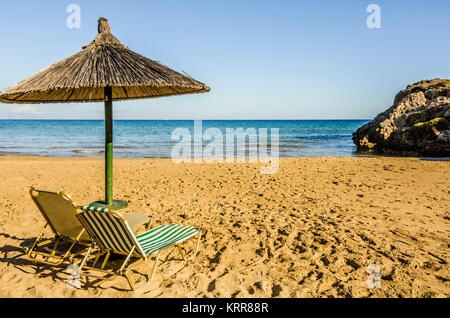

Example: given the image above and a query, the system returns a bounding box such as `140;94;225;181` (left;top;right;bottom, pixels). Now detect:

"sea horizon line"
0;118;371;121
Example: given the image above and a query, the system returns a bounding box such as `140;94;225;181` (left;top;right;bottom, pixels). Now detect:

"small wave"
73;150;104;154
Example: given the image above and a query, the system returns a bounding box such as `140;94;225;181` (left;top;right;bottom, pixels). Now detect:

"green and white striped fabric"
80;205;110;212
136;224;199;256
77;207;199;258
77;207;139;255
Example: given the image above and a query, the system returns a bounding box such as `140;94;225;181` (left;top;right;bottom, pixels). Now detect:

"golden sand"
0;156;448;297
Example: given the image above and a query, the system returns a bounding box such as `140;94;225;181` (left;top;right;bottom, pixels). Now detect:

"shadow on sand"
0;232;187;293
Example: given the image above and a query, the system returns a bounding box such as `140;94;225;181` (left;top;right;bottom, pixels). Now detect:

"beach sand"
0;156;448;298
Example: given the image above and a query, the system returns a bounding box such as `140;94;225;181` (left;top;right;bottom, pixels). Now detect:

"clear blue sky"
0;0;449;119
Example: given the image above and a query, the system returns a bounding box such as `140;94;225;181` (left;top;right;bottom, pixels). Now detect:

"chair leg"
188;230;202;261
50;239;60;256
101;251;111;269
79;245;94;271
25;224;53;264
176;244;186;260
146;217;153;230
124;271;135;291
148;253;160;284
37;239;53;247
125;253;161;292
26;224;47;260
118;247;135;273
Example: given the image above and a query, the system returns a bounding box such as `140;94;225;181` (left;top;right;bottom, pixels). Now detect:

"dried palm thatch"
0;17;210;104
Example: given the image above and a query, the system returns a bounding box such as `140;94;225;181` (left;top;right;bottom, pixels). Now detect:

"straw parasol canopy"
0;17;210;209
0;17;210;104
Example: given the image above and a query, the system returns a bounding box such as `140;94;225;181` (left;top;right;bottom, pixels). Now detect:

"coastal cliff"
353;79;450;156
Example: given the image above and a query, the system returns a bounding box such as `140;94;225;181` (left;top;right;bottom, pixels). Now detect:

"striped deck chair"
76;206;202;291
27;187;152;266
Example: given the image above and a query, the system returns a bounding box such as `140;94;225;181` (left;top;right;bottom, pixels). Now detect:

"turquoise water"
0;120;369;158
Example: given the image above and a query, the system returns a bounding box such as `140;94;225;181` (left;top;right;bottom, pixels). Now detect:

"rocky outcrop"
353;79;450;156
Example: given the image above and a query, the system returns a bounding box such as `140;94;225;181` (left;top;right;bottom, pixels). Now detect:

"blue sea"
0;120;369;158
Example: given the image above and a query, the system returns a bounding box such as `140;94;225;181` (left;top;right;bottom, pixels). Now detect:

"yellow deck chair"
76;206;202;291
27;187;152;266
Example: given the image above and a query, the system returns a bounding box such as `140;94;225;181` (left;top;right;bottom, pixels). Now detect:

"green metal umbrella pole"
72;86;127;210
0;17;209;210
89;85;127;210
104;86;114;207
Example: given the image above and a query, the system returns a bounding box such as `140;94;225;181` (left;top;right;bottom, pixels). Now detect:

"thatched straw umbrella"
0;17;210;209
